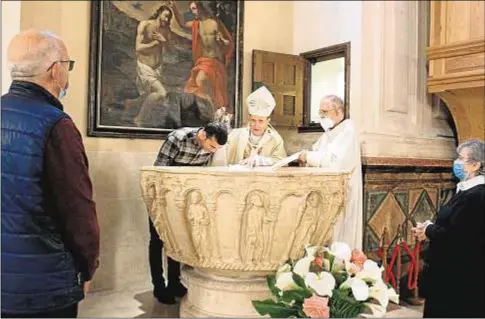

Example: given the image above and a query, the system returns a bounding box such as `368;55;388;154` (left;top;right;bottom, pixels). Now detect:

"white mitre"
247;86;275;117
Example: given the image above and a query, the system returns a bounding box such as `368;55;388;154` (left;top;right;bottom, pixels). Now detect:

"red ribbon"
384;244;400;289
383;240;421;290
401;241;421;290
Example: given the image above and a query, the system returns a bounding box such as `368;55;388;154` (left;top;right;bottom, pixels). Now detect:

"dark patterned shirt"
154;127;213;166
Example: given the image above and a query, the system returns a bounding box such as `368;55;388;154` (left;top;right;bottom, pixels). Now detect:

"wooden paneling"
445;52;485;74
438;87;485;142
252;50;305;128
469;1;485;39
427;1;485;142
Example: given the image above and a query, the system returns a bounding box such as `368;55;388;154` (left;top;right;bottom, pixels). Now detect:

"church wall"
9;0;458;296
359;1;456;160
18;0;294;292
285;1;457;287
359;1;456;257
276;1;364;155
2;1;21;94
282;1;456;160
358;3;457;297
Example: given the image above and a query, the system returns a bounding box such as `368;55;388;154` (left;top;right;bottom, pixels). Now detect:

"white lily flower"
275;272;299;291
293;256;314;278
387;286;400;304
369;280;389;309
340;277;369;301
277;263;292;275
363;302;387;317
356;260;384;283
304;272;336;297
330;242;352;262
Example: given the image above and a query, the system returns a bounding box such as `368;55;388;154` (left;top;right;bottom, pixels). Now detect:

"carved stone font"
140;166;350;317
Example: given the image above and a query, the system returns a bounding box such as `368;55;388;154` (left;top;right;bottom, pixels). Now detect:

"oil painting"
88;1;244;138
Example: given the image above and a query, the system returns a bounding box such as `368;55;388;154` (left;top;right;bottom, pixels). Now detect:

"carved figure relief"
262;205;277;260
240;191;273;263
141;167;350;271
147;183;177;254
186;190;212;258
290;191;322;258
313;191;343;245
146;183;158;219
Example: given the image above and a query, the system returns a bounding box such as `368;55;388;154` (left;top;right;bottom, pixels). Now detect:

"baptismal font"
140;166;350;317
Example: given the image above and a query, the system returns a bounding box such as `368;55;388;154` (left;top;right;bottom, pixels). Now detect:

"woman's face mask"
453;159;467;181
453;148;480;181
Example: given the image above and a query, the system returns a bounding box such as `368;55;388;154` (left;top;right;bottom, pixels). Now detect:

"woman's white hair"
457;139;485;176
7;30;64;80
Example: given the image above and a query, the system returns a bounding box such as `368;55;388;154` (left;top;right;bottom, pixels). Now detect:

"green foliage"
329;289;366;318
324;251;335;271
255;274;313;318
292;273;307;290
332;270;349;287
267;275;280;297
252;299;299;318
309;261;324;273
281;289;312;304
254;245;374;318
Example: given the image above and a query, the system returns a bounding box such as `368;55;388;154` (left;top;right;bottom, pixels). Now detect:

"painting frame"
87;1;244;139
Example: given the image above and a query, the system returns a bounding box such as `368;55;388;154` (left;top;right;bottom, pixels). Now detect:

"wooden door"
252;50;306;128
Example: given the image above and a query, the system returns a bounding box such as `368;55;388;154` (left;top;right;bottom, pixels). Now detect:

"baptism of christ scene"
94;1;242;133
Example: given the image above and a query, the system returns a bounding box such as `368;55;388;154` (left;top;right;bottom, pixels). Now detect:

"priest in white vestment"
213;86;287;167
298;95;363;250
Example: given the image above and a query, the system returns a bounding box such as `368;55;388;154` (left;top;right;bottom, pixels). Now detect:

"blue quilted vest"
1;82;84;314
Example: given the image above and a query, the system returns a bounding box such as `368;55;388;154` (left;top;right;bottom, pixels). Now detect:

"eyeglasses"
318;108;336;117
47;60;75;72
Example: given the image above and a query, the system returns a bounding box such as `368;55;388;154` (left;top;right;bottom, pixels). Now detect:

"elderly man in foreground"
1;30;100;317
298;95;363;250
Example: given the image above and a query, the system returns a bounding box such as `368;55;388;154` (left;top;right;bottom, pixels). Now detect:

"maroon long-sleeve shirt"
44;117;100;281
7;81;100;282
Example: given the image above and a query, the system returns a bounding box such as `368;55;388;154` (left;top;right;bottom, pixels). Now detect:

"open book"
271;151;303;170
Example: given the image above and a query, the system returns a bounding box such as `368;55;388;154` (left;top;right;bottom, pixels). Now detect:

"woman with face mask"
412;139;485;318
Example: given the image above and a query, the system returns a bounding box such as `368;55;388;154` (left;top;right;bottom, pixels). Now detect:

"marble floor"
79;289;179;318
79;288;424;318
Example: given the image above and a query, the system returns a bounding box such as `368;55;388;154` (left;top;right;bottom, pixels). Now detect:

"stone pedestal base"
180;266;271;318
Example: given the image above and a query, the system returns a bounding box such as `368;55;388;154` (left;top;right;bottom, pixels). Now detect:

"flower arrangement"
252;242;399;318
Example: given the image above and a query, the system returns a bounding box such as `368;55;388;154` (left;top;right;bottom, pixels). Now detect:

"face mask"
56;76;69;100
58;87;68;100
453;160;468;181
320;117;334;131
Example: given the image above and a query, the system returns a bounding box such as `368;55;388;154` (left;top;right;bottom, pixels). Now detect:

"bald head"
7;29;71;99
7;29;67;80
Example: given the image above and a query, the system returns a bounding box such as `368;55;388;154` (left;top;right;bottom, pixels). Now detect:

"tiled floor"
79;288;424;318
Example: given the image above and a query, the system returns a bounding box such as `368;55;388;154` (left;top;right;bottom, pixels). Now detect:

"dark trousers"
2;303;78;318
149;217;181;295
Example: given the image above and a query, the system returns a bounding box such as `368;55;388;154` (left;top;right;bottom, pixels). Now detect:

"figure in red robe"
171;1;234;110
